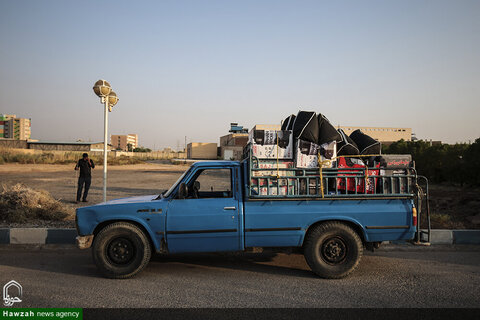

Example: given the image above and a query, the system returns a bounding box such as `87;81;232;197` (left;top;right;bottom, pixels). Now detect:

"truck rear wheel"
92;222;151;279
304;222;363;279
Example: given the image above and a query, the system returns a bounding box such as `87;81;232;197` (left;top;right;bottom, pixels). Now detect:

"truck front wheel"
92;222;151;279
304;222;363;279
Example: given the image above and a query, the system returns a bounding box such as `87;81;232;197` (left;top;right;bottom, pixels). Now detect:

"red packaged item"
336;157;379;194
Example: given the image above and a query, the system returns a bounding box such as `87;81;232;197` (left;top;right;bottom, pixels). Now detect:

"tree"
133;147;152;153
382;139;476;186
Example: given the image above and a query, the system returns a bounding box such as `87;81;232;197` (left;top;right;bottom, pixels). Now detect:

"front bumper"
76;235;94;249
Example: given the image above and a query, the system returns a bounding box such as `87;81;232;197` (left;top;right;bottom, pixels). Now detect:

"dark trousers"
77;176;91;201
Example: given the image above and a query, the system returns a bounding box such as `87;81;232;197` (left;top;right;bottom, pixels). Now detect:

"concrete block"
423;229;453;244
0;229;9;244
453;230;480;244
46;229;77;244
10;228;47;244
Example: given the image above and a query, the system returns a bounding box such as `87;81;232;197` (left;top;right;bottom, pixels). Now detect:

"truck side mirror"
178;182;187;199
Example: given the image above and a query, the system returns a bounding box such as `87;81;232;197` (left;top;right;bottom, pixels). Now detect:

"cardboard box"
295;140;337;168
249;130;293;159
380;154;413;169
251;160;295;177
251;178;297;196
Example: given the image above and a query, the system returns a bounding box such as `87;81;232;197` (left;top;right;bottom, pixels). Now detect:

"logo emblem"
3;280;22;307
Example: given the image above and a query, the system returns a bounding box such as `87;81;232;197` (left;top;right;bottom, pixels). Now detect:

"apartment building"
111;134;138;151
0;114;31;140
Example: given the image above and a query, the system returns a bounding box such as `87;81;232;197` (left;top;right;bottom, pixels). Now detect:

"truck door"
166;167;241;253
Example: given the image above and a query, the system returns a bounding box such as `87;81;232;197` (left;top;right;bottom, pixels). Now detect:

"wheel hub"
107;237;135;265
321;236;347;265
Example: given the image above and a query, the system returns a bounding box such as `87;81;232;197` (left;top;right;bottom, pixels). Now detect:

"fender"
94;215;161;250
300;216;369;245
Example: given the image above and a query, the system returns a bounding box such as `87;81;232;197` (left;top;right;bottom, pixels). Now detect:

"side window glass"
189;168;232;198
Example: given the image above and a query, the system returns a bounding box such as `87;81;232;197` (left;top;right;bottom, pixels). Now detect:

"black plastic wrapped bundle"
317;113;341;145
292;111;318;143
298;139;320;155
337;129;360;156
281;114;296;131
252;130;290;148
350;129;381;155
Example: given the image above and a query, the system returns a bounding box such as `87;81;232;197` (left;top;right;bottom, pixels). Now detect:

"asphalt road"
0;245;479;308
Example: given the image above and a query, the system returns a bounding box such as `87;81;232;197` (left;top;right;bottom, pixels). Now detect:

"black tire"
92;222;151;279
304;222;363;279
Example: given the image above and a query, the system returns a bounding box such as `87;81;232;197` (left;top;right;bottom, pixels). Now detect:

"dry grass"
0;149;148;165
0;184;74;223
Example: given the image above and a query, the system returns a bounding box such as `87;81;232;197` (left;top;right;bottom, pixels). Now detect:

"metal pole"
103;97;108;202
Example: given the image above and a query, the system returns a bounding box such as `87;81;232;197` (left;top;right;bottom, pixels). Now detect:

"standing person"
75;153;95;203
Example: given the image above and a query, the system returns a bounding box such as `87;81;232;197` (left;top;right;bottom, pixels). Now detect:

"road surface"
0;245;479;308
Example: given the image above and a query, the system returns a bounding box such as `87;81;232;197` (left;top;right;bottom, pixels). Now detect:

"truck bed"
244;197;416;247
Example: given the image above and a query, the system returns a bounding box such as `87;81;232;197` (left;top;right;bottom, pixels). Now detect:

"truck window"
189;168;232;199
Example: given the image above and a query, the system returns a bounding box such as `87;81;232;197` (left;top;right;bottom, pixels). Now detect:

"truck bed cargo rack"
243;147;431;245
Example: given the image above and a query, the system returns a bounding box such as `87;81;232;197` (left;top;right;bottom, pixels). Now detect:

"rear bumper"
76;235;94;249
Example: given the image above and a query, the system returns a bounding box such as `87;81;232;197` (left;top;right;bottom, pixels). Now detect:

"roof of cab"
191;160;241;168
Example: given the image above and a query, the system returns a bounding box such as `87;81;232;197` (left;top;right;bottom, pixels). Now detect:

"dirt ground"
0;162;189;227
1;162;479;229
428;184;480;229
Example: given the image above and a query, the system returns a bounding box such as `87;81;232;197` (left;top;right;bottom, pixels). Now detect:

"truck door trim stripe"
166;229;238;235
365;225;409;229
245;227;302;232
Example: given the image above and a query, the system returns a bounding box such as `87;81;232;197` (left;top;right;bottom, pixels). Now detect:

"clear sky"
1;0;479;148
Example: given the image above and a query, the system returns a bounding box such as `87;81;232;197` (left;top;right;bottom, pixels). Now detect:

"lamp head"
108;91;119;107
93;79;112;97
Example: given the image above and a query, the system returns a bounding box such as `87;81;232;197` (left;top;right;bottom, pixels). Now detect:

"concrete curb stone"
0;228;76;244
453;230;480;244
0;229;9;244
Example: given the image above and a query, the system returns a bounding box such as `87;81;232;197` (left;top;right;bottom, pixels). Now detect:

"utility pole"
184;136;187;163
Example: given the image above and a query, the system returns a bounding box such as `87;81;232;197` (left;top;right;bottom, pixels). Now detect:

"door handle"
223;206;236;210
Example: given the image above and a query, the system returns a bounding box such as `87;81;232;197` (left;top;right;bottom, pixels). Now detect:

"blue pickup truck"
76;157;430;279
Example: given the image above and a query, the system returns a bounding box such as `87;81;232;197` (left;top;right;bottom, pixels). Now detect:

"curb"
420;229;480;245
0;228;480;245
0;228;77;244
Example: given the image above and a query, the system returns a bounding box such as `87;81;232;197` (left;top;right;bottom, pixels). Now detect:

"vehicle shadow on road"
149;252;316;279
0;248;315;279
0;248;102;278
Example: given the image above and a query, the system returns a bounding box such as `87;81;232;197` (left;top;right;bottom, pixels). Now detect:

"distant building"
229;122;248;134
187;142;217;160
338;126;412;142
251;124;281;131
220;123;249;160
0;114;31;140
27;141;111;151
111;134;138;151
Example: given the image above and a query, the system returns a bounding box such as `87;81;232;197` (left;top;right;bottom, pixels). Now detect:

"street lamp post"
93;80;119;202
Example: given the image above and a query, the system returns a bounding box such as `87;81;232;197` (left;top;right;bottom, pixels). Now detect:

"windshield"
163;167;191;198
